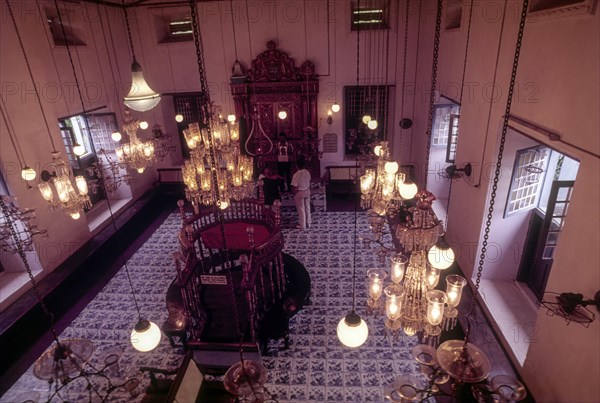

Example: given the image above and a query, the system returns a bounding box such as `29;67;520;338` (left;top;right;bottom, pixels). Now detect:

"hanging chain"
464;0;530;345
382;0;391;141
53;0;96;158
423;0;443;186
54;0;143;320
0;198;61;346
229;0;239;61
445;0;475;230
6;0;57;151
397;0;410;156
458;0;474;107
123;3;136;62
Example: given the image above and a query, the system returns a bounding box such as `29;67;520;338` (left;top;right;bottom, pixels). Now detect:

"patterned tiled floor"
2;210;423;402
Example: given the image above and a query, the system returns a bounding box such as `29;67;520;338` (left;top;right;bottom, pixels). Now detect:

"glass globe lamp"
331;103;340;113
111;131;122;142
130;319;161;352
362;114;371;124
175;114;184;123
21;166;36;181
337;311;368;348
399;180;418;199
278;110;287;120
139;121;149;130
73;143;85;156
428;244;455;270
367;119;378;130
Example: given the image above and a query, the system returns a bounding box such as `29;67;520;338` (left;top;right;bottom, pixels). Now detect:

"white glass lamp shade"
175;114;184;123
75;176;88;196
384;285;403;321
54;179;70;203
137;168;145;174
111;131;122;142
73;143;85;157
331;103;340;113
367;268;387;300
21;166;37;181
278;110;287;120
38;182;54;201
426;267;440;289
139;121;149;130
218;200;229;210
428;244;455;270
130;319;161;352
399;181;418;200
337;311;368;348
362;114;371;124
367;119;378;130
384;161;399;175
360;175;374;194
390;254;408;284
123;62;161;112
426;290;446;326
227;114;236;123
373;145;382;157
445;275;467;308
70;212;81;220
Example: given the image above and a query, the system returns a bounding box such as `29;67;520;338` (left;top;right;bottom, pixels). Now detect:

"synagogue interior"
0;0;599;402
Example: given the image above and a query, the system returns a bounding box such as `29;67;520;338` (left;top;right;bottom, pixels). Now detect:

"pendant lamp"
122;5;160;112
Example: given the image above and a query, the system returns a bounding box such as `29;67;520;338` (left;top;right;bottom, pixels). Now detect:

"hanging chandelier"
38;152;91;220
382;0;532;399
86;149;131;194
360;141;418;215
0;196;47;253
151;123;176;161
114;110;157;174
182;107;254;210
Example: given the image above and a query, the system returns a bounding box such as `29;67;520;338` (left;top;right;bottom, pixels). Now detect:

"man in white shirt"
291;156;311;229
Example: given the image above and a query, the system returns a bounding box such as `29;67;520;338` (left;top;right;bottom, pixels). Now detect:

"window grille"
505;147;549;216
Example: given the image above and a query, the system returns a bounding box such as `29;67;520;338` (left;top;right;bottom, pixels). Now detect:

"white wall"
420;1;600;401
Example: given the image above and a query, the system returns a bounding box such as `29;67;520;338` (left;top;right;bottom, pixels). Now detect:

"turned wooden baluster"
173;252;183;281
177;199;187;224
241;254;257;340
185;224;196;261
273;199;281;227
268;261;276;305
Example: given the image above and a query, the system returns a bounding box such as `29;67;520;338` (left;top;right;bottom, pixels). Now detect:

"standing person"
291;156;311;229
258;166;284;206
276;132;293;191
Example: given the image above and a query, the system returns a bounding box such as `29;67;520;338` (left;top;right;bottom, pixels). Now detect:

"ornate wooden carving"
231;41;320;181
248;40;316;82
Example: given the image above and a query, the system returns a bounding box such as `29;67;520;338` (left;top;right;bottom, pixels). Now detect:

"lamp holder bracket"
40;170;56;182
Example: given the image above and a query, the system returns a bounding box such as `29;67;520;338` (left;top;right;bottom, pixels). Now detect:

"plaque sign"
200;275;228;285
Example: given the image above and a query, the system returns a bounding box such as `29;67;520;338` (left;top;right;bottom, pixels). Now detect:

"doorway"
427;101;460;222
517;153;578;300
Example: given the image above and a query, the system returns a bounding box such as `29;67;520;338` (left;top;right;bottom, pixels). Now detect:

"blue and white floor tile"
2;211;422;403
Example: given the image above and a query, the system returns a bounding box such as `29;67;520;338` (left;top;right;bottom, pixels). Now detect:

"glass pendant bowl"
384;374;427;402
223;360;267;400
33;338;95;381
437;340;491;383
491;375;527;402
